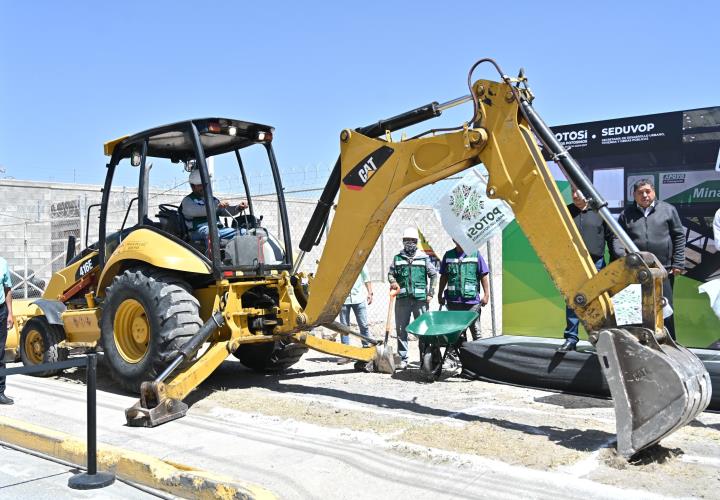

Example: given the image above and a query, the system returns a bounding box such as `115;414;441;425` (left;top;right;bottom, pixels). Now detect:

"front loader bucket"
596;328;712;458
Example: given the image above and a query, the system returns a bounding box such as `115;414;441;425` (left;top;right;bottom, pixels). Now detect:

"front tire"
100;267;202;393
19;317;68;376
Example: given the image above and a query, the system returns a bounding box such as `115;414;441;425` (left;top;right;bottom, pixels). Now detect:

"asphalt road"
0;370;676;500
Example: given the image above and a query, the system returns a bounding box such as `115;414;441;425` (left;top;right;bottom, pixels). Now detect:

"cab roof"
104;118;274;163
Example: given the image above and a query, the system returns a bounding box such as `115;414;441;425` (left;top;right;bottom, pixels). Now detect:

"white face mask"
403;241;417;255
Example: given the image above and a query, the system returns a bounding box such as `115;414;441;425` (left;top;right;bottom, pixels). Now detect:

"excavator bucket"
596;328;712;457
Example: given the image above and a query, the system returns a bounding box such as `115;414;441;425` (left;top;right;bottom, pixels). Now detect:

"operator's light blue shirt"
0;257;11;306
345;266;370;305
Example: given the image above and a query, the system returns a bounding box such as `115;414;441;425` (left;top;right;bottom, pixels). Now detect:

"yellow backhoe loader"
14;58;710;458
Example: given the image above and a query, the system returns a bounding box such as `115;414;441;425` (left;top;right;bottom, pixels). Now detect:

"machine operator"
181;167;248;244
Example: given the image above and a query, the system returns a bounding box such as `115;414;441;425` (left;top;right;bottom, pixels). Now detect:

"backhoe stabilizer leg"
595;327;712;458
291;331;396;374
125;312;228;427
125;381;188;427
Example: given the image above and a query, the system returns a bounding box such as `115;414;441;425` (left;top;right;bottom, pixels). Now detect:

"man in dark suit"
558;189;615;352
613;178;685;340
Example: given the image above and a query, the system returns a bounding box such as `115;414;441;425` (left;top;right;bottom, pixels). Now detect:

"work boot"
556;339;577;353
0;394;14;405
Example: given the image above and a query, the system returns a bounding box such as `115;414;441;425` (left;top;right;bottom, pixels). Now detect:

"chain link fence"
0;170;501;338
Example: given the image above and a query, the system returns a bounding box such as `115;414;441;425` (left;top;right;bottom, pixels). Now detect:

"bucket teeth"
596;328;712;458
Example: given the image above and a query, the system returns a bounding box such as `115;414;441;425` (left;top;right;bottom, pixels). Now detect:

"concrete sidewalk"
1;367;684;500
0;363;277;500
0;443;161;499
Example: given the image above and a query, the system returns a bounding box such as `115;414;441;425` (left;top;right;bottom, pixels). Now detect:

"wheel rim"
24;329;44;365
114;298;150;364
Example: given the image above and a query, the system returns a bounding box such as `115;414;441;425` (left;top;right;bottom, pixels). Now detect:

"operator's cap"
402;227;418;240
189;169;202;185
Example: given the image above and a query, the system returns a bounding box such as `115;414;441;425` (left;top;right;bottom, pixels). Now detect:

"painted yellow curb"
0;416;276;500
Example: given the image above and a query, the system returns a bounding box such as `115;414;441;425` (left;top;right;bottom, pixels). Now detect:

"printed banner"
624;170;720;204
660;170;720;204
612;284;673;325
433;168;515;253
549;111;682;159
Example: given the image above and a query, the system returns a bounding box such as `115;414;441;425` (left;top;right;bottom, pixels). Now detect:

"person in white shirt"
336;265;374;364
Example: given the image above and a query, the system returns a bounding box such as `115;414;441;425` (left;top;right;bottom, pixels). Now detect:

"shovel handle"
384;289;398;344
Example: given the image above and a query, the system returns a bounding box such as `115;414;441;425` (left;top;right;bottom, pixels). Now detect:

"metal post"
23;222;28;298
68;354;115;489
87;354;97;475
380;231;386;282
486;239;498;337
79;195;86;252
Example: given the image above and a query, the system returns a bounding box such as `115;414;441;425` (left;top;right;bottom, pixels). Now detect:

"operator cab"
102;118;293;279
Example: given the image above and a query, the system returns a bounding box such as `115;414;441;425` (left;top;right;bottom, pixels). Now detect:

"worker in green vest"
437;240;490;341
388;227;438;370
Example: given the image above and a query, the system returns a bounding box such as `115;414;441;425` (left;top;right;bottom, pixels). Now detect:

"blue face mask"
403;241;417;255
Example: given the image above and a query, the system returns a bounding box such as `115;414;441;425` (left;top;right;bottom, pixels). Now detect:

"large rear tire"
233;338;308;373
100;267;202;393
19;317;68;376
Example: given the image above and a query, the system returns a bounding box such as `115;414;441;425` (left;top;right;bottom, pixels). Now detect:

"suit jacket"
567;204;614;261
613;200;685;269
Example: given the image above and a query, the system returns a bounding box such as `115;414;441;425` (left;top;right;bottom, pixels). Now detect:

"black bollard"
68;353;115;490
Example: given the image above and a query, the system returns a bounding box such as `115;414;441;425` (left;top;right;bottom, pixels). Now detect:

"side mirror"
131;150;142;167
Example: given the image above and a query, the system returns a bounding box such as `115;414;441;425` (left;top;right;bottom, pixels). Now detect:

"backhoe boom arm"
298;72;710;458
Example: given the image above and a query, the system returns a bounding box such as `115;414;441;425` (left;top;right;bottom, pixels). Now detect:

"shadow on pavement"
534;393;614;409
180;358;617;453
48;353;618;453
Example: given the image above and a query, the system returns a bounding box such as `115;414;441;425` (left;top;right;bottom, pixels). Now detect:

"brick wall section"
0;179;502;336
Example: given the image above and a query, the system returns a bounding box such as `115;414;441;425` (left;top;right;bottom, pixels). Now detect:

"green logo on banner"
666;180;720;203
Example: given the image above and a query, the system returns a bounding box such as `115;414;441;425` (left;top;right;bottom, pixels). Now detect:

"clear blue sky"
1;1;718;186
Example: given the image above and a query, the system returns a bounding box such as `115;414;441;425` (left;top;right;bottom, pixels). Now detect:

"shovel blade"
373;344;396;374
596;328;712;458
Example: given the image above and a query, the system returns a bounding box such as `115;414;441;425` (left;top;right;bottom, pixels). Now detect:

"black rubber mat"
459;335;719;411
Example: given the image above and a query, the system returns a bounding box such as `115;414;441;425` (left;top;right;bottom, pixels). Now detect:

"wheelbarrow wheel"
421;346;443;382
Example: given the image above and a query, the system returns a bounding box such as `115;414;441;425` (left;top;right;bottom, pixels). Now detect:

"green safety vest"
393;254;428;300
444;249;479;300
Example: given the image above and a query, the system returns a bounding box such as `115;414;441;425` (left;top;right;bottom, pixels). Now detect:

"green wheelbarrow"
406;309;479;381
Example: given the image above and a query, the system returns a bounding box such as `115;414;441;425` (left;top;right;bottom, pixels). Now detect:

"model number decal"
75;255;99;279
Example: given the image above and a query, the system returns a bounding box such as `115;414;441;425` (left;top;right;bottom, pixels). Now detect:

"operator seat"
156;204;189;241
